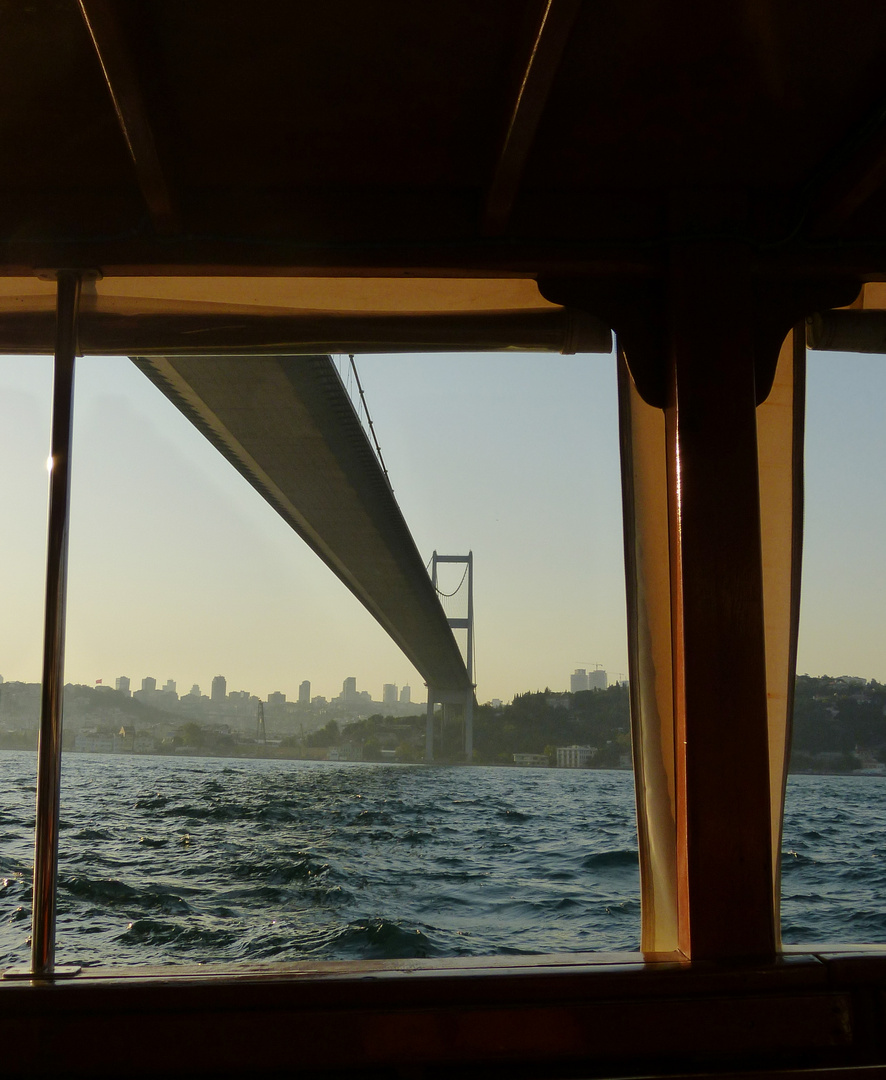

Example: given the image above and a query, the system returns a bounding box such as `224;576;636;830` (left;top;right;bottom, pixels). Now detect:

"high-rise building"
399;685;411;705
588;668;607;691
163;679;176;694
341;676;357;702
115;675;130;696
298;680;310;704
570;669;589;694
383;683;397;706
141;676;157;693
211;675;227;702
267;691;286;706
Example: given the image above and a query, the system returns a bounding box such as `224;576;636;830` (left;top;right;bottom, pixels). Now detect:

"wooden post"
666;243;775;961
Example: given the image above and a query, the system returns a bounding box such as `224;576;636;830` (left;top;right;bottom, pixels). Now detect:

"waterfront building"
556;745;597;769
513;753;550;767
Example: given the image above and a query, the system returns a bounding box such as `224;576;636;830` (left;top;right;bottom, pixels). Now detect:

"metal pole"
30;271;80;976
465;552;474;764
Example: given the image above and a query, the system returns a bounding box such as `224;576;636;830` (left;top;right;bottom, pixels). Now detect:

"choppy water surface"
781;773;886;944
0;753;884;967
0;753;639;966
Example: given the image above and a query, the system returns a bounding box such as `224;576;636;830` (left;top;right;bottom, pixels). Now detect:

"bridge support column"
425;694;435;763
430;551;475;765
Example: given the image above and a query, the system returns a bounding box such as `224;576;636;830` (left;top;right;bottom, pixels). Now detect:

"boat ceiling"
1;1;886;287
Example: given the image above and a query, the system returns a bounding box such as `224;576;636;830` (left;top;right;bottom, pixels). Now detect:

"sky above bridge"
0;345;884;704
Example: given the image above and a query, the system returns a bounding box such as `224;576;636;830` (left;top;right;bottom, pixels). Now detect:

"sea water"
0;751;884;967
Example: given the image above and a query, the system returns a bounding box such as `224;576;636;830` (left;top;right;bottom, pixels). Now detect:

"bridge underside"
134;350;472;697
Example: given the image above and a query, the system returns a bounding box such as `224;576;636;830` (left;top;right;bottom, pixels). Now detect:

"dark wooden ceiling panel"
523;0;886;190
132;0;527;189
0;1;885;267
0;0;135;189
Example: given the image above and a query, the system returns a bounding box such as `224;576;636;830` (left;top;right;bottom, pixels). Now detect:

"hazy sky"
0;345;883;704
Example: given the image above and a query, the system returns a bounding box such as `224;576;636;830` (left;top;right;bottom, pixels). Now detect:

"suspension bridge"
135;350;476;759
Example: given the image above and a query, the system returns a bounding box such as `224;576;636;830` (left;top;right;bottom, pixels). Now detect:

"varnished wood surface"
666;243;774;961
2;951;884;1078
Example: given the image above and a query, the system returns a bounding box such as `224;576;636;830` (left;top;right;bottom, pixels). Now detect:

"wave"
328;919;442;959
582;850;639;870
118;918;237;949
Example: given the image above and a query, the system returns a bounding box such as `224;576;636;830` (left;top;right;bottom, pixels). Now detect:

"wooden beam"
482;0;582;235
666;242;775;962
78;0;179;235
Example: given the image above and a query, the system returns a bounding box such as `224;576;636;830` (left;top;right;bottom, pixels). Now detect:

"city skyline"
1;347;885;702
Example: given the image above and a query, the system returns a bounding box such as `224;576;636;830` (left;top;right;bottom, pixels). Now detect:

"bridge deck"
134;352;471;696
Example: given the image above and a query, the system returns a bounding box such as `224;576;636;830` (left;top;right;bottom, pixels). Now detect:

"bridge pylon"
426;551;474;764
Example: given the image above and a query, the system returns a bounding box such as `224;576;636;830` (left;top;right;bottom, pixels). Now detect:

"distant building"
513;753;550;767
188;684;201;697
74;730;115;753
570;669;589;693
267;691;286;706
399;685;411;705
211;675;227;703
588;668;607;691
328;743;362;762
298;680;311;704
383;683;397;706
311;695;327;707
546;693;570;709
115;675;130;697
141;676;157;693
341;676;357;702
158;679;178;703
556;745;597;768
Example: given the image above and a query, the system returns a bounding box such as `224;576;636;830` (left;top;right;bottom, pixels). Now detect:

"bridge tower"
256;700;267;745
426;551;474;764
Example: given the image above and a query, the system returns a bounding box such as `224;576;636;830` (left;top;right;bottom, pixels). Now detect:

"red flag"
95;679;102;685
